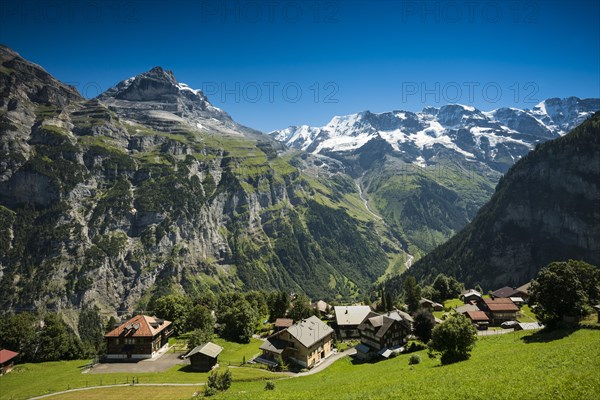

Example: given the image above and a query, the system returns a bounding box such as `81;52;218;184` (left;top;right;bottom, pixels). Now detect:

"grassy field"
0;338;277;400
40;386;203;400
3;329;598;399
211;337;264;365
212;328;600;399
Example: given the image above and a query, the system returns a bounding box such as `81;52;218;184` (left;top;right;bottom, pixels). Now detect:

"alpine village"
1;6;600;399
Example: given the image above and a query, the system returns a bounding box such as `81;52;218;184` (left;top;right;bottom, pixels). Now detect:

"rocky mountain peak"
0;44;82;107
96;66;262;136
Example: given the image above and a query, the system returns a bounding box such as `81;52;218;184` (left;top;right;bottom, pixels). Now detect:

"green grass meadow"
1;329;598;400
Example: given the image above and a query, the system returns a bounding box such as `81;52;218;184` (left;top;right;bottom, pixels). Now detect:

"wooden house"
462;289;482;304
419;298;444;311
0;349;19;375
274;318;293;332
356;310;412;360
104;315;173;360
259;316;334;369
464;310;490;330
480;298;519;326
334;305;372;339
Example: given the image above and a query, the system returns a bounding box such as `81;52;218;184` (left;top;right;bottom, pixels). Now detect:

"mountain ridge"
272;98;599;173
409;111;600;288
0;45;396;313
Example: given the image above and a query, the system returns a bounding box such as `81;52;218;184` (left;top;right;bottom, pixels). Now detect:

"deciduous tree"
428;313;477;365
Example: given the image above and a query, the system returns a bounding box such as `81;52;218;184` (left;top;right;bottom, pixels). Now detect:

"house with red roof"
480;298;519;326
463;310;490;330
104;315;173;360
0;349;19;375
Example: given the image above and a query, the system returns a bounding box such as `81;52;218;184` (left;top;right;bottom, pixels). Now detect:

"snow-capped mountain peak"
97;66;255;136
270;97;600;172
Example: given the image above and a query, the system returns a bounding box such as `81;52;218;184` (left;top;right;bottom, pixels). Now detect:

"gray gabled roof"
286;315;333;349
358;311;410;339
454;304;480;314
259;337;288;354
334;306;372;326
187;342;223;358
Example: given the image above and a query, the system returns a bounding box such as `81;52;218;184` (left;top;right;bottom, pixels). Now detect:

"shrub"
205;368;232;394
203;386;217;397
265;381;276;390
409;354;421;365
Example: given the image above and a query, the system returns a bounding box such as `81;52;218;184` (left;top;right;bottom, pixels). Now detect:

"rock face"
97;66;261;137
410;112;600;289
0;45;394;313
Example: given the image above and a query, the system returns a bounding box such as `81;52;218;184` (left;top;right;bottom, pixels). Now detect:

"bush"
205;368;232;394
409;354;421;365
203;386;217;397
265;381;276;390
404;341;426;354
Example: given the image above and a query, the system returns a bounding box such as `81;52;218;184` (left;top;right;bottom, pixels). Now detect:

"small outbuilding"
187;342;224;372
419;298;444;312
0;349;19;375
462;289;482;304
274;318;294;332
593;305;600;323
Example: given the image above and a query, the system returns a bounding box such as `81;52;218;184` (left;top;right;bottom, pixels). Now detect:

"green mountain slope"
0;46;397;311
410;112;600;289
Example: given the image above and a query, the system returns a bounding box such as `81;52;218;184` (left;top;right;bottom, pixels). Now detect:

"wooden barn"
187;342;223;372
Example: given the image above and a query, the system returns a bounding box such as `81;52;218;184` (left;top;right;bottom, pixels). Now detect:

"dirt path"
294;347;356;377
28;383;205;399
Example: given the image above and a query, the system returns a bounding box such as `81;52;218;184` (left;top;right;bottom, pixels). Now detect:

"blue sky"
0;0;598;132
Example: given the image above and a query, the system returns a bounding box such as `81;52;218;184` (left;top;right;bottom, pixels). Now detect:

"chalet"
334;305;372;339
480;298;519;326
463;310;489;330
186;342;223;372
0;349;19;375
491;286;518;298
312;300;331;316
274;318;293;332
462;289;482;304
356;310;412;360
510;297;525;306
104;315;173;360
259;315;334;369
454;303;480;315
492;283;530;302
419;298;444;311
514;282;531;302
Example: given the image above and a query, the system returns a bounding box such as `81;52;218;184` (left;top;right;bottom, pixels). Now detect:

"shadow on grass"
174;365;206;373
521;327;579;343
